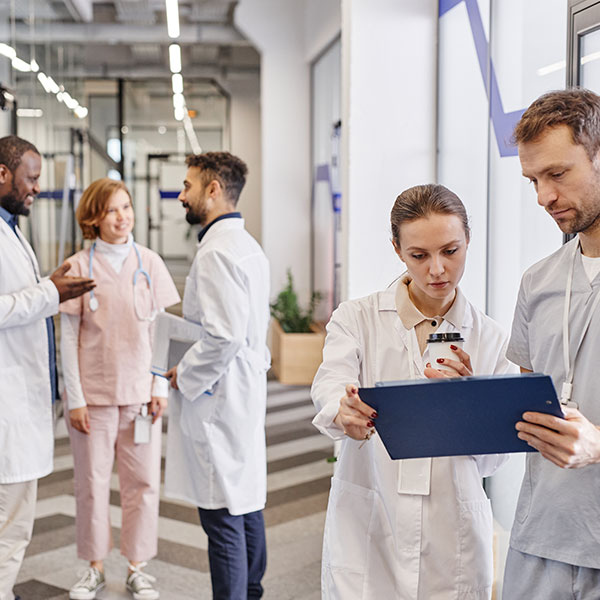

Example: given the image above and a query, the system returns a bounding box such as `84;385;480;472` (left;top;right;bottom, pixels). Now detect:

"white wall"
341;0;438;301
236;0;341;304
228;76;263;244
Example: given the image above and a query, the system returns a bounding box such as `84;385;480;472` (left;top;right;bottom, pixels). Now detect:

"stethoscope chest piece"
89;295;99;312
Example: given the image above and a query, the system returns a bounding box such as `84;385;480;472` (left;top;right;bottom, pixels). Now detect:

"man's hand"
333;384;377;441
70;406;90;434
149;396;167;424
50;262;95;303
516;407;600;468
165;366;178;390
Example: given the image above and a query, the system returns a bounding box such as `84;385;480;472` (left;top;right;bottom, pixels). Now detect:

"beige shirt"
394;273;466;354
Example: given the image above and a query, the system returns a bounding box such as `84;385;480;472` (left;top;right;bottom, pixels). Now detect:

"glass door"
568;0;600;88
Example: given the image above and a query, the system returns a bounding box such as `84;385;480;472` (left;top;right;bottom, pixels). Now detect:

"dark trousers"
198;507;267;600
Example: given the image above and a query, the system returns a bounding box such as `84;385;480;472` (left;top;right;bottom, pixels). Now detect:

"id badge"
134;405;152;445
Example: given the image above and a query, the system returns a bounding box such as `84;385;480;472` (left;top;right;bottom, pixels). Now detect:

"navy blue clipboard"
359;373;563;460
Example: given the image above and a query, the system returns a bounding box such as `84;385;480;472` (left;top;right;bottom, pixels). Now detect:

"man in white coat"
0;135;95;600
165;151;270;600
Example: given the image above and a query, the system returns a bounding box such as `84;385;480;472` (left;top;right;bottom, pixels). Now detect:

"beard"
184;202;208;226
558;173;600;235
0;183;29;216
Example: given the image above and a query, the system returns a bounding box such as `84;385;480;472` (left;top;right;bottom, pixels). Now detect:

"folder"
151;312;204;378
359;373;563;459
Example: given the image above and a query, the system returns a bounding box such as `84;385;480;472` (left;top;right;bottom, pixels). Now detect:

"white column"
236;0;312;301
341;0;438;300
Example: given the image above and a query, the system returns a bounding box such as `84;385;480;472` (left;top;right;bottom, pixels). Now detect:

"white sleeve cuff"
152;375;169;398
312;399;346;441
60;313;86;410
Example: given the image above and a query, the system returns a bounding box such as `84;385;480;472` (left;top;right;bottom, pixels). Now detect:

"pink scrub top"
60;243;180;406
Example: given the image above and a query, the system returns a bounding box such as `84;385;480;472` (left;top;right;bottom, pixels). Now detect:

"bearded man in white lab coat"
165;152;270;600
0;135;95;600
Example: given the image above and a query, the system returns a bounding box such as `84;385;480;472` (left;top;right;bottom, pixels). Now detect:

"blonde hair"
76;178;132;239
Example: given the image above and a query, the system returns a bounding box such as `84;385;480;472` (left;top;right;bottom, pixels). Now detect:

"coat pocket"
322;477;395;599
178;389;217;440
457;498;494;595
322;478;372;599
0;366;29;422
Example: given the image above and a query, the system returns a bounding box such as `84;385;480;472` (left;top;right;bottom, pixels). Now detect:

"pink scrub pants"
67;404;162;562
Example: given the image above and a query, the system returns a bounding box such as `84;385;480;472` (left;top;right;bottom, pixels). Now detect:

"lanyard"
561;240;600;406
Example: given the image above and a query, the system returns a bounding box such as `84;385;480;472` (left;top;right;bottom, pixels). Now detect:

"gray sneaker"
126;562;159;600
69;567;106;600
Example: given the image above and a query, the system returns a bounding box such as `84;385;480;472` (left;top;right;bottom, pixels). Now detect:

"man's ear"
207;179;222;199
0;164;11;186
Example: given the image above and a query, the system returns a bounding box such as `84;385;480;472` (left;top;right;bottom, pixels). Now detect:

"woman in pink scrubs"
60;178;180;600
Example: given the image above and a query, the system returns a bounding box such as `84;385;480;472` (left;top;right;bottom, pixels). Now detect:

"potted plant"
269;270;325;385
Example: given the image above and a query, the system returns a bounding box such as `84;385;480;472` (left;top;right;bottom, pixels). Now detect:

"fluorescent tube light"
74;106;88;119
173;93;185;109
166;0;180;39
30;59;39;72
62;92;79;110
46;76;60;94
537;60;566;77
37;72;52;93
11;57;32;72
172;73;183;94
169;44;181;73
174;106;185;121
0;44;16;60
17;108;43;118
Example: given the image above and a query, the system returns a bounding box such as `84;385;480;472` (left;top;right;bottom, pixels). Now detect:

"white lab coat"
165;218;270;515
0;219;58;483
312;282;513;600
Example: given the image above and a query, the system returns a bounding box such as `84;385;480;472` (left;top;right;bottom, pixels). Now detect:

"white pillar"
341;0;438;300
236;0;312;302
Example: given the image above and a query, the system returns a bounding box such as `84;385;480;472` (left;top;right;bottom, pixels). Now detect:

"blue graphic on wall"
440;0;524;157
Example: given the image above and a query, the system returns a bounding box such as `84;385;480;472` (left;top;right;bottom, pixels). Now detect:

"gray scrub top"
507;237;600;569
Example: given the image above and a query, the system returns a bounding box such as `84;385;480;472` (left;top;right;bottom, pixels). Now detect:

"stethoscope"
88;240;159;322
561;238;600;408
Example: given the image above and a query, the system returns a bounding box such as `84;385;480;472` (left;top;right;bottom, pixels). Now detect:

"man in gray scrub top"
503;88;600;599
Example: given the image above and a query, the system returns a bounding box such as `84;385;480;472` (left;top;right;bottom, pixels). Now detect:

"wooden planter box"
269;319;326;385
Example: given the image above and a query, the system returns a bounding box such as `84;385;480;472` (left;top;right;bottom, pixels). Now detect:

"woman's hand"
149;396;167;424
70;406;90;434
333;384;378;441
424;344;473;379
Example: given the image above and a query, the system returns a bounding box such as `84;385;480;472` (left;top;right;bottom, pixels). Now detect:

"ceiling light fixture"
165;0;180;39
169;44;181;73
11;57;32;72
0;44;16;60
174;106;185;121
173;92;185;109
172;73;183;94
17;108;43;118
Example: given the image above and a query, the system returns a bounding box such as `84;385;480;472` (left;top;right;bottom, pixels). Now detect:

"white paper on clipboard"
151;312;204;378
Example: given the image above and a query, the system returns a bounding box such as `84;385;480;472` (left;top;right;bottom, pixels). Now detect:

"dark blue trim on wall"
159;190;180;199
439;0;524;157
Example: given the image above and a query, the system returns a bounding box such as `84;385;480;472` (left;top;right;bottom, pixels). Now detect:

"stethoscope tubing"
87;240;158;321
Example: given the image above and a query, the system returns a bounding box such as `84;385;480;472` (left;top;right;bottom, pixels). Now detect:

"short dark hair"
513;88;600;160
390;184;470;246
0;135;40;173
185;151;248;205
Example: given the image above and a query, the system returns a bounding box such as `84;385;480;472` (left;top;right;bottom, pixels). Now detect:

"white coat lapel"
0;219;39;280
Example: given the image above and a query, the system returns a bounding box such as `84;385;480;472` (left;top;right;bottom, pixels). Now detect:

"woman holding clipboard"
311;184;513;599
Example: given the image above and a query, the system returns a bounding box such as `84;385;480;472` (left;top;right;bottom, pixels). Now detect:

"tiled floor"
15;381;332;599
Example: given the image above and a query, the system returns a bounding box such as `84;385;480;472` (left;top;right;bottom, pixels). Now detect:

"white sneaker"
126;562;160;600
69;566;106;600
